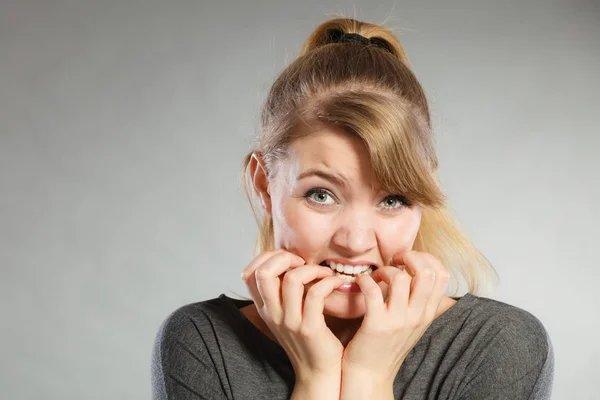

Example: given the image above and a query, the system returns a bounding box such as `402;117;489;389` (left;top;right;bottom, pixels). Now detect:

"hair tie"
339;32;371;45
325;29;394;54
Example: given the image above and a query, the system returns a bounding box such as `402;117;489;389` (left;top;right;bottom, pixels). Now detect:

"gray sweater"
151;292;554;399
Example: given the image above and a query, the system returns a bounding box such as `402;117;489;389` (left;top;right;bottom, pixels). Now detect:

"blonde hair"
241;18;499;297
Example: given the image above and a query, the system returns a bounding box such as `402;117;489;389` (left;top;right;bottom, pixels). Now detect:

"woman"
151;18;554;399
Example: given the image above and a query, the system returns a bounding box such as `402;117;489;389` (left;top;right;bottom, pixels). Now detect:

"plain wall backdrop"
1;0;598;398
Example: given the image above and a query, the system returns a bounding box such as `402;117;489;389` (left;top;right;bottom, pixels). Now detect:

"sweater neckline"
219;292;477;358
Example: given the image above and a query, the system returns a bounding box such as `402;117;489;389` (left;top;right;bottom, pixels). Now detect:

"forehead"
284;126;376;185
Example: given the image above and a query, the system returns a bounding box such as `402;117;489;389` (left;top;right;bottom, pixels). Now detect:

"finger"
255;251;306;319
403;251;436;312
242;250;284;308
303;275;346;330
390;251;408;273
355;273;385;322
241;249;284;281
282;265;334;329
368;265;402;284
421;256;450;320
371;266;410;315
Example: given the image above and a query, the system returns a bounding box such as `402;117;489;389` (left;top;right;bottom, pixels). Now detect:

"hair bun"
299;18;409;64
368;36;395;55
324;28;344;43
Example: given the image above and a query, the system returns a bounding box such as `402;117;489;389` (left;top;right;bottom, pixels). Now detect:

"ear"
249;152;273;216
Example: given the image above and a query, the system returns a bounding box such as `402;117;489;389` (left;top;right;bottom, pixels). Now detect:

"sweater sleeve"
151;306;229;400
457;313;554;400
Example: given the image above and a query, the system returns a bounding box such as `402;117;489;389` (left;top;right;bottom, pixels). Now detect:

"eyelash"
303;188;412;211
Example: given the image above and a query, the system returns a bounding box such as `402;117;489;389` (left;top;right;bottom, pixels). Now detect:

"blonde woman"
152;18;554;400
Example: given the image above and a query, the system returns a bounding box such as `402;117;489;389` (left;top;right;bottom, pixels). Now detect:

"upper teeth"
326;261;372;275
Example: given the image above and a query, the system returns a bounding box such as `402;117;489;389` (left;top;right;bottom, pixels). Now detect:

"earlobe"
249;152;273;216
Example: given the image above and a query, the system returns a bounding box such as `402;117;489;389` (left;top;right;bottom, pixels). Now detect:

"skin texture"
242;125;456;344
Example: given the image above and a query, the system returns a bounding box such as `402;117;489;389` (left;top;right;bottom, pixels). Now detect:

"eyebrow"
297;169;348;188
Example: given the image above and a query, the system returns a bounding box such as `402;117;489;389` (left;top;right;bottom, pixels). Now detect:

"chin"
302;280;389;319
322;291;369;319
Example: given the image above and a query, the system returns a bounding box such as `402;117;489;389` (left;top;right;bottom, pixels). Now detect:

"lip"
322;258;380;269
335;281;362;293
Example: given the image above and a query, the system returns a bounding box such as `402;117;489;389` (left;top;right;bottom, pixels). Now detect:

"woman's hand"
241;249;346;393
340;250;450;398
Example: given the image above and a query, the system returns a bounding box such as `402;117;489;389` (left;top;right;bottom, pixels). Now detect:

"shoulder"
158;297;223;327
151;296;234;399
466;294;552;354
153;296;232;354
456;294;555;398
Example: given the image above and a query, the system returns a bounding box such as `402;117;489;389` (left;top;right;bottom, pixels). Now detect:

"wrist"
340;368;394;400
292;372;341;400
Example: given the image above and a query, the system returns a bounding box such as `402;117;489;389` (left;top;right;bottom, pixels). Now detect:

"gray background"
1;0;598;398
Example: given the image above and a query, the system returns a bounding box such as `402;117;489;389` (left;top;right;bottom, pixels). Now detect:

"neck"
324;314;363;346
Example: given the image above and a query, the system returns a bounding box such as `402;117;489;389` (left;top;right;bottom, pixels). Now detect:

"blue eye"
304;189;336;206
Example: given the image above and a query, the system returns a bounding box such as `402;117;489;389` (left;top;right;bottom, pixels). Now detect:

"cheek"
378;209;422;262
273;198;333;252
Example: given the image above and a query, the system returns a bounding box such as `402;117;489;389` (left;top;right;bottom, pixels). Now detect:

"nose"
331;208;377;255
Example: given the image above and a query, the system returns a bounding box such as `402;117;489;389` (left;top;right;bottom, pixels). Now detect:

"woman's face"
252;125;422;319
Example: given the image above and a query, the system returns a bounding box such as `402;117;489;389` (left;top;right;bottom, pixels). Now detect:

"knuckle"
271;319;283;330
437;268;450;282
258;306;274;323
298;324;313;339
393;271;408;284
421;268;436;280
269;312;284;327
255;267;270;281
282;317;300;331
282;273;298;286
424;253;438;263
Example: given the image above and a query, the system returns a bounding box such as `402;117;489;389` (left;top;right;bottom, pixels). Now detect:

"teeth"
355;265;368;274
325;261;374;277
